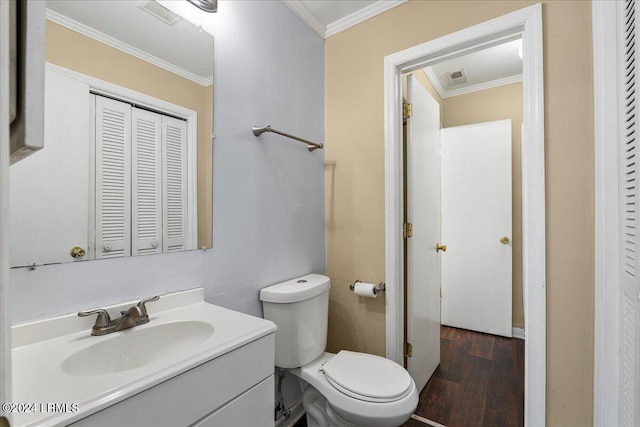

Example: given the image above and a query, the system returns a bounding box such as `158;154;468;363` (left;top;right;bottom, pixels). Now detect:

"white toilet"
260;274;418;427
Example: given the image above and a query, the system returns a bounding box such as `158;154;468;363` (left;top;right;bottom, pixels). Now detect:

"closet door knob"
70;246;86;258
436;243;447;252
500;236;510;244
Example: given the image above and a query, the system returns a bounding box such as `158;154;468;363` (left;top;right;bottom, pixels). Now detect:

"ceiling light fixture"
187;0;217;13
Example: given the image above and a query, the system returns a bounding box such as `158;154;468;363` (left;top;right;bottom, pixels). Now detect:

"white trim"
47;63;199;251
45;9;212;87
592;1;621;426
423;67;447;99
325;1;408;38
384;4;545;426
410;414;447;427
282;1;326;38
512;327;526;340
283;0;408;39
425;66;523;99
0;0;12;423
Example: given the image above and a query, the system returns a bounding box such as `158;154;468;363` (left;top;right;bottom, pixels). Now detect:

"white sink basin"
61;320;214;376
12;288;277;427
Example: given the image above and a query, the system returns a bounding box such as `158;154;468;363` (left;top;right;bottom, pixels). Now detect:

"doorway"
384;5;545;426
403;55;522;424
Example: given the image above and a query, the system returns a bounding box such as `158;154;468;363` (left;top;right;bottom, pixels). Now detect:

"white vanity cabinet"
70;333;275;427
12;289;277;427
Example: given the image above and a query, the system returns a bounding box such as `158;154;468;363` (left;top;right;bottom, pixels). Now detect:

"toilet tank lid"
260;274;330;303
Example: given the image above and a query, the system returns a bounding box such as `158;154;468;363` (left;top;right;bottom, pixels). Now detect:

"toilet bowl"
291;352;418;427
260;274;418;427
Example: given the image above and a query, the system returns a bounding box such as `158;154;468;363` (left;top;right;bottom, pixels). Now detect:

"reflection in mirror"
10;0;214;267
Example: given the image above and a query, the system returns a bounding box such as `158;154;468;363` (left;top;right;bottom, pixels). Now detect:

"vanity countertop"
11;288;276;427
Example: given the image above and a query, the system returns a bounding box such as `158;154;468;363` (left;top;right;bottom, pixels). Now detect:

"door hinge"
403;102;412;119
404;342;413;358
403;222;413;238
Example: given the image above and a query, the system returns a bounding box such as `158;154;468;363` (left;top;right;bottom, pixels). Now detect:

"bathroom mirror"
9;0;214;267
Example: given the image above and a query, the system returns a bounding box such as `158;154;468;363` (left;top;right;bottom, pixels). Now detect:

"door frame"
383;4;545;426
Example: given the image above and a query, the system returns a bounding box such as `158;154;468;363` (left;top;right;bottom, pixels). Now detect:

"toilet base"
301;383;357;427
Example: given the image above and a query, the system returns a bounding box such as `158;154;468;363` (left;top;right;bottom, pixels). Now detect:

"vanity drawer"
71;333;275;427
192;375;274;427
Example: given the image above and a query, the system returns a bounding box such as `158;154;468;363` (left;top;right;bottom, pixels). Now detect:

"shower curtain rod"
252;125;324;152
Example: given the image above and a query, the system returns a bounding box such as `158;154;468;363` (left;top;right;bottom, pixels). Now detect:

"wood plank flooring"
403;325;524;427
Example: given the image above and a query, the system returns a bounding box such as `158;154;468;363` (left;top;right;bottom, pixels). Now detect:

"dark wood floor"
403;325;524;427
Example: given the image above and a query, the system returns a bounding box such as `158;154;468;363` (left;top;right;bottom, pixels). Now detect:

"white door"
94;95;132;259
10;68;91;266
132;108;163;256
406;75;441;392
440;120;512;337
161;116;188;253
618;2;640;424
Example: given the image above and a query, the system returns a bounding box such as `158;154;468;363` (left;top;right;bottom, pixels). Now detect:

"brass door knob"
436;243;447;252
500;236;510;244
70;246;86;258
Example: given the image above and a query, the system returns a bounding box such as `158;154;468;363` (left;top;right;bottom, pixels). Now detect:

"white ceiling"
46;0;214;85
424;38;523;99
288;1;522;96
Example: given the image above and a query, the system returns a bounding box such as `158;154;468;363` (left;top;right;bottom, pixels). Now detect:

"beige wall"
442;82;524;329
325;1;593;425
45;21;213;248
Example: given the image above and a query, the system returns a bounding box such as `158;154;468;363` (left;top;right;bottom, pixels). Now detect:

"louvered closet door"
619;1;640;425
162;116;187;252
95;96;132;259
132;108;163;256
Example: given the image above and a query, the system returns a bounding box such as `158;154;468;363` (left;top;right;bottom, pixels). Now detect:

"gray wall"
10;0;325;323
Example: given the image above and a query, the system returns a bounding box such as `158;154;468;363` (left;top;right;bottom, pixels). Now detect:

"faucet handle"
78;309;111;328
137;296;159;316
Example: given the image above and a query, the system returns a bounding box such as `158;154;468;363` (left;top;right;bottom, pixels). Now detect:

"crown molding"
424;65;522;99
325;0;407;38
284;0;407;39
423;66;447;99
282;1;326;38
46;9;212;86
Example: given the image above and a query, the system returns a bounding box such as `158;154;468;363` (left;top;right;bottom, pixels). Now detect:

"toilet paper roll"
354;282;378;298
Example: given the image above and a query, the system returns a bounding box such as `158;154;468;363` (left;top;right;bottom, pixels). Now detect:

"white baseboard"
512;327;526;340
275;398;305;427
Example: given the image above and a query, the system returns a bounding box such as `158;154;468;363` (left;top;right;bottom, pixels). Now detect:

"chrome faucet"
78;296;159;336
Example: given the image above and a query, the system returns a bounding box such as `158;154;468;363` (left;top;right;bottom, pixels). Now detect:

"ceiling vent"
136;1;181;25
446;69;468;86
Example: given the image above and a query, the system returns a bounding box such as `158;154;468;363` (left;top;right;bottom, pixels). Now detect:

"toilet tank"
260;274;330;368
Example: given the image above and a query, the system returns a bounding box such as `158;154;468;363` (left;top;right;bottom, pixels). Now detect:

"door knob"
436;243;447;252
70;246;86;258
500;236;510;244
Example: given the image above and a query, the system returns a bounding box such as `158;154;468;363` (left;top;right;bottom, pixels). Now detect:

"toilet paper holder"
349;280;386;295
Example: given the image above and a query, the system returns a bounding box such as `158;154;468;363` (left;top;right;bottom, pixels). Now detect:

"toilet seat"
321;351;413;403
293;352;419;427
